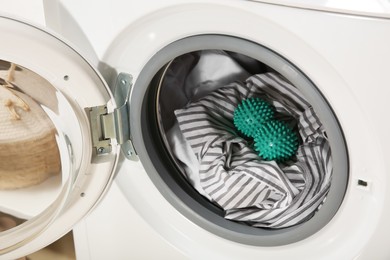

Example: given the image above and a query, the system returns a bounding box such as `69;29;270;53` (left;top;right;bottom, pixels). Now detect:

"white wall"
0;0;45;25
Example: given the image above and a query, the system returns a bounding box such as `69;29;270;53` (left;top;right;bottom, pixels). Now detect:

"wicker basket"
0;65;61;189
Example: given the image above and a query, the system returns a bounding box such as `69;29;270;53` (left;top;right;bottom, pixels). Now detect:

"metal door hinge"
88;73;138;161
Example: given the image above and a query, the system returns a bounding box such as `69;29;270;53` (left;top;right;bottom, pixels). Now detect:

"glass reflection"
0;61;62;231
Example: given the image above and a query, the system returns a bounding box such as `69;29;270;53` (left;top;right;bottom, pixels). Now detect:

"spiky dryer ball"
254;120;299;161
233;98;274;137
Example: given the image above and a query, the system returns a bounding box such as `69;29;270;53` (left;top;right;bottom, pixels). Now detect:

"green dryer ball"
254;120;299;161
233;97;274;137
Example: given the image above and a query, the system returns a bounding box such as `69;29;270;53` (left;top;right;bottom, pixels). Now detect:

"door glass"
0;60;73;233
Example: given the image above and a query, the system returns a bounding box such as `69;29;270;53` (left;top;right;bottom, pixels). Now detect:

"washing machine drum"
126;35;349;247
157;50;334;229
0;15;349;258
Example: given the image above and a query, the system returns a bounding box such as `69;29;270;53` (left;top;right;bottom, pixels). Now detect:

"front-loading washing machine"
1;0;390;259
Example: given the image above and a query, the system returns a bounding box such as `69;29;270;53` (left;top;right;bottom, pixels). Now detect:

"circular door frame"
130;34;348;246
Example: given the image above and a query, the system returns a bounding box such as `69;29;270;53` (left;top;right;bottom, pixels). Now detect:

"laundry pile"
163;51;332;228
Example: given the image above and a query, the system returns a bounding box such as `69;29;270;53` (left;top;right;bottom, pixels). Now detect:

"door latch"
88;73;138;161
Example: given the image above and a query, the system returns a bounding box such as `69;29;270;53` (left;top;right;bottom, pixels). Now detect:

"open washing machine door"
0;16;129;259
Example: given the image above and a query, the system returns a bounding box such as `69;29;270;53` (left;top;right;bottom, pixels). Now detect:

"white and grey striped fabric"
173;72;332;228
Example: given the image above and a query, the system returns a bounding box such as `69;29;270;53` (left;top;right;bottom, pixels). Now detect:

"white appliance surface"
1;0;390;259
253;0;390;18
73;182;188;259
43;0;390;259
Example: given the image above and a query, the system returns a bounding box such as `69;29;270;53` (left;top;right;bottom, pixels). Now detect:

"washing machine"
1;0;390;259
